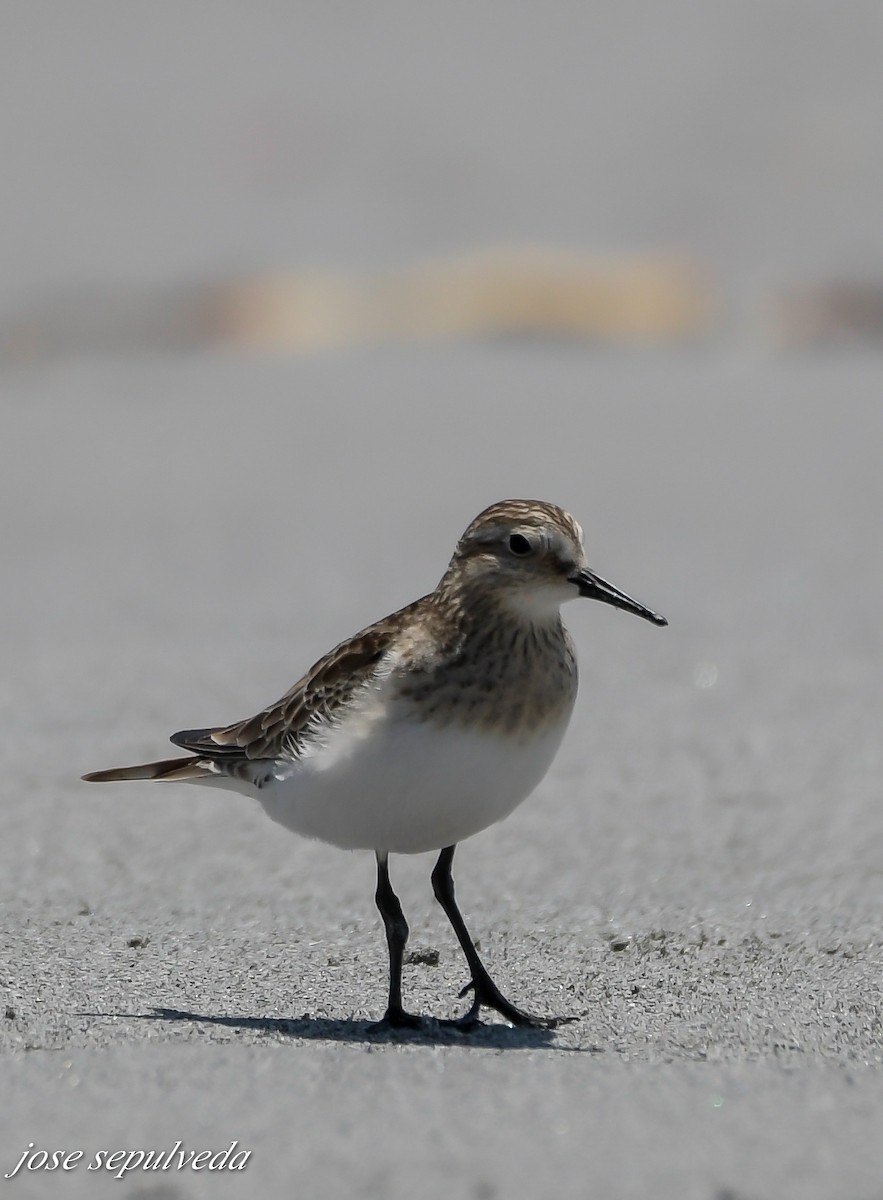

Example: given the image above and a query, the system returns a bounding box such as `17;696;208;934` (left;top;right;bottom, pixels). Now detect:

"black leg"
370;851;423;1030
431;844;575;1029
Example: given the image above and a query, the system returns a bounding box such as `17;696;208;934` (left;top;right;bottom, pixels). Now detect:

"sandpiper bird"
83;500;666;1031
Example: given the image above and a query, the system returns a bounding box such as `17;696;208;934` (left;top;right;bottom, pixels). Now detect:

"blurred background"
5;2;883;354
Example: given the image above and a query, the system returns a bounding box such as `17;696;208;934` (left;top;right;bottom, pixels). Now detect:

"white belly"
246;705;571;855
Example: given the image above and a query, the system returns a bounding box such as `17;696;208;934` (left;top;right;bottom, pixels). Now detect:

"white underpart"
195;671;573;854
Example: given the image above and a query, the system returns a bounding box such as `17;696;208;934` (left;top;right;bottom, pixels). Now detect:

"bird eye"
507;533;532;556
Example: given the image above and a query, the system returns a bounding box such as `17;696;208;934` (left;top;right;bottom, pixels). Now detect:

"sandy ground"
2;5;883;1199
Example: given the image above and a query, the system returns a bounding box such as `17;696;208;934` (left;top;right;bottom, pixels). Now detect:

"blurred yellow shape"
218;248;713;351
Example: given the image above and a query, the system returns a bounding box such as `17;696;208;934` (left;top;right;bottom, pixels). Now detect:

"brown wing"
170;599;425;762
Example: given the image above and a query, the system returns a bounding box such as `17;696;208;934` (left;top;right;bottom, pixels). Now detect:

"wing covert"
168;603;423;762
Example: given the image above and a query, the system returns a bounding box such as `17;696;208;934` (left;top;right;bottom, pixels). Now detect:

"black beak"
569;568;668;627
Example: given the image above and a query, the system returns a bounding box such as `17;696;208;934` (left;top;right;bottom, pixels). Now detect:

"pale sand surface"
2;5;883;1198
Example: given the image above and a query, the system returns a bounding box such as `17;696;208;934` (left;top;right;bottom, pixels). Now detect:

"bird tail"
82;756;212;783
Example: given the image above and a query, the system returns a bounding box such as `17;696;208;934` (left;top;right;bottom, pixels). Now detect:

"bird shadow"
83;1005;591;1050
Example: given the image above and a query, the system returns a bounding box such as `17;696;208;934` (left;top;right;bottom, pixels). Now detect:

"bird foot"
457;979;578;1030
366;1007;427;1034
366;1002;481;1036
